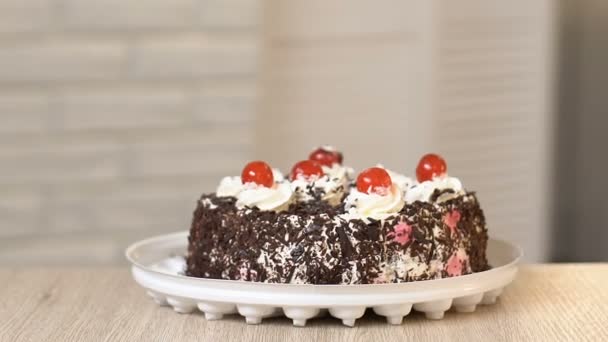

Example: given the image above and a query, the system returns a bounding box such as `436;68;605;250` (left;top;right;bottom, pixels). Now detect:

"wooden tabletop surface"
1;264;607;341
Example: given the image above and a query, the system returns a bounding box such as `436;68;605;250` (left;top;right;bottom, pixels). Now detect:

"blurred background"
0;0;605;265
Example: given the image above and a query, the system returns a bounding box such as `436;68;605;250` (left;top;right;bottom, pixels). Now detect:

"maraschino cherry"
241;161;274;188
290;160;323;181
356;167;392;195
416;153;447;182
308;146;343;167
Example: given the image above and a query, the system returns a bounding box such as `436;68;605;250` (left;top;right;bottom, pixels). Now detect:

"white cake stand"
126;231;522;327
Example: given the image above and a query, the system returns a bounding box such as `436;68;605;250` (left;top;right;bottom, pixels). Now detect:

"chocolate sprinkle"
185;192;489;284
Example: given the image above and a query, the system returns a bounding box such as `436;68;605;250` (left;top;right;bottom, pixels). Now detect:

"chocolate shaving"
185;192;489;284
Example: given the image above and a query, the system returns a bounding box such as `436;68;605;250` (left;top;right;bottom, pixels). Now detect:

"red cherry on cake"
241;161;274;188
290;160;324;181
308;146;343;167
357;167;392;195
416;153;447;182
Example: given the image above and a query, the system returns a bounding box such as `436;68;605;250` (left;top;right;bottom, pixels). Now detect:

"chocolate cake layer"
186;193;489;284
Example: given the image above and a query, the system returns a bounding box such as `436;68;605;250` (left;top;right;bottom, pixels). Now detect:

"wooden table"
1;264;607;341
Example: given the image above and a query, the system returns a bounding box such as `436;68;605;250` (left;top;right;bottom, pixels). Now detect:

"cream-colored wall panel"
260;41;433;172
431;0;555;261
260;0;554;262
0;38;126;84
62;0;198;31
269;0;426;40
0;0;53;34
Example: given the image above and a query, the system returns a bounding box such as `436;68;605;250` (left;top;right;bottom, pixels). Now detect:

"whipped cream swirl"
323;163;355;182
236;182;293;211
291;163;353;206
343;183;405;219
375;164;413;191
216;176;243;197
291;175;344;206
272;168;284;182
216;176;293;212
217;168;284;198
404;176;465;204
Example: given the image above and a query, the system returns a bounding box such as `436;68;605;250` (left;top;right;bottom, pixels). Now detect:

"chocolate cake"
186;148;489;284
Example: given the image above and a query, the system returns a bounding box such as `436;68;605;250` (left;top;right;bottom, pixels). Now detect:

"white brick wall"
0;92;52;134
130;34;258;79
200;0;260;30
0;0;261;265
60;88;191;130
0;39;127;83
0;0;54;34
61;0;199;31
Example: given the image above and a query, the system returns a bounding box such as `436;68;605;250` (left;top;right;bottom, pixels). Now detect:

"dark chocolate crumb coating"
186;193;489;284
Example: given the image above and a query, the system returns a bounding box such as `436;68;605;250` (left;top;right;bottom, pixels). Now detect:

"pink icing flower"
443;210;461;234
446;252;463;276
387;221;413;245
239;266;248;280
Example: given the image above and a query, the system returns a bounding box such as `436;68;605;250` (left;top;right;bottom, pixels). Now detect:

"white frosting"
322;163;355;182
235;182;293;212
382;253;428;280
216;176;243;197
375;164;413;191
217;162;464;211
201;198;218;209
290;163;353;206
217;175;293;211
318;144;338;152
217;169;284;198
404;176;465;204
290;174;344;206
272;168;284;182
343;183;405;219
